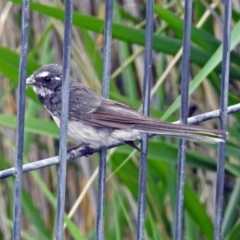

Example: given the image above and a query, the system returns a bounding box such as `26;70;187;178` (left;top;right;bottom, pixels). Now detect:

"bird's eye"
45;77;51;82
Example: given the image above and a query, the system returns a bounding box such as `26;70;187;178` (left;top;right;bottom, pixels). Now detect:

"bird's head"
26;64;63;97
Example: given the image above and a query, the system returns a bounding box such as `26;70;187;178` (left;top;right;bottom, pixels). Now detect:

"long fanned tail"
144;131;223;143
134;121;225;143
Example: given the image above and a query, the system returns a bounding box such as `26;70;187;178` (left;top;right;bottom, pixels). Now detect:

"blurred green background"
0;0;240;239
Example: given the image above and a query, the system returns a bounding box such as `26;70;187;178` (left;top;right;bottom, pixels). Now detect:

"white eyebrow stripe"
37;71;50;78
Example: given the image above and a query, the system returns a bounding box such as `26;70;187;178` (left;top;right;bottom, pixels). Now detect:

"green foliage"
0;0;240;239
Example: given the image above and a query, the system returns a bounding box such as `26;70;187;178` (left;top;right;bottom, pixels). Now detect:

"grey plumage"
26;64;226;150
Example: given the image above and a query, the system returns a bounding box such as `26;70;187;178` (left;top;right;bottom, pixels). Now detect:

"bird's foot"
67;144;96;160
81;145;95;157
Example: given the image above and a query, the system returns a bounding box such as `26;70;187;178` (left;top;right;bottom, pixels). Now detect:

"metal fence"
0;0;239;239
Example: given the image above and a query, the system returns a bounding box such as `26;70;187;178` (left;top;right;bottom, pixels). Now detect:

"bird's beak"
26;75;35;86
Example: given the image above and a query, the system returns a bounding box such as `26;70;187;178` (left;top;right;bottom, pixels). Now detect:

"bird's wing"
61;81;225;142
49;81;100;116
66;80;142;128
78;97;225;137
68;81;102;114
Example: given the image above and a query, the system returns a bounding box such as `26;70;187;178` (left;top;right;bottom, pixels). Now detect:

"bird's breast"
50;115;141;149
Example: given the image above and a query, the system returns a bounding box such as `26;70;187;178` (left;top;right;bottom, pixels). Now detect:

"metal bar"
97;149;107;240
12;0;30;239
136;0;154;239
214;0;232;239
174;1;192;239
1;103;239;180
55;0;73;239
96;0;113;239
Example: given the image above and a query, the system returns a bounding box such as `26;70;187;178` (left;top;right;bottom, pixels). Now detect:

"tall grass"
0;0;240;239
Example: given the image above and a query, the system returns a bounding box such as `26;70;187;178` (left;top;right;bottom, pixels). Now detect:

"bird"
26;64;225;153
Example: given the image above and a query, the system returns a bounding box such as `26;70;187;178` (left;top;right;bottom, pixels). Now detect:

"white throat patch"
33;86;52;97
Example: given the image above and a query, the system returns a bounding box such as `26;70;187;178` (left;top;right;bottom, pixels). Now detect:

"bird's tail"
135;120;226;143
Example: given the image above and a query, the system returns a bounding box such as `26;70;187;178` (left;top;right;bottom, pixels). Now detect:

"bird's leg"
67;144;84;153
67;143;96;159
125;141;146;156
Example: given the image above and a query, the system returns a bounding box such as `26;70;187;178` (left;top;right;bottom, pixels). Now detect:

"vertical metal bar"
136;1;154;239
174;1;192;239
55;0;73;239
12;0;30;239
96;0;113;239
214;0;232;239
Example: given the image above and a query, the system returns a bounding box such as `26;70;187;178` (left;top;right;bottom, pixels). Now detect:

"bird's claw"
67;144;95;159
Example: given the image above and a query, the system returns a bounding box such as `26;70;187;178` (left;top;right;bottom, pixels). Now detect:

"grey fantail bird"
26;64;226;152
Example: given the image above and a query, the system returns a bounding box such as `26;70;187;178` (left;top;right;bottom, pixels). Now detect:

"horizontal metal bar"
177;103;240;124
0;104;239;180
